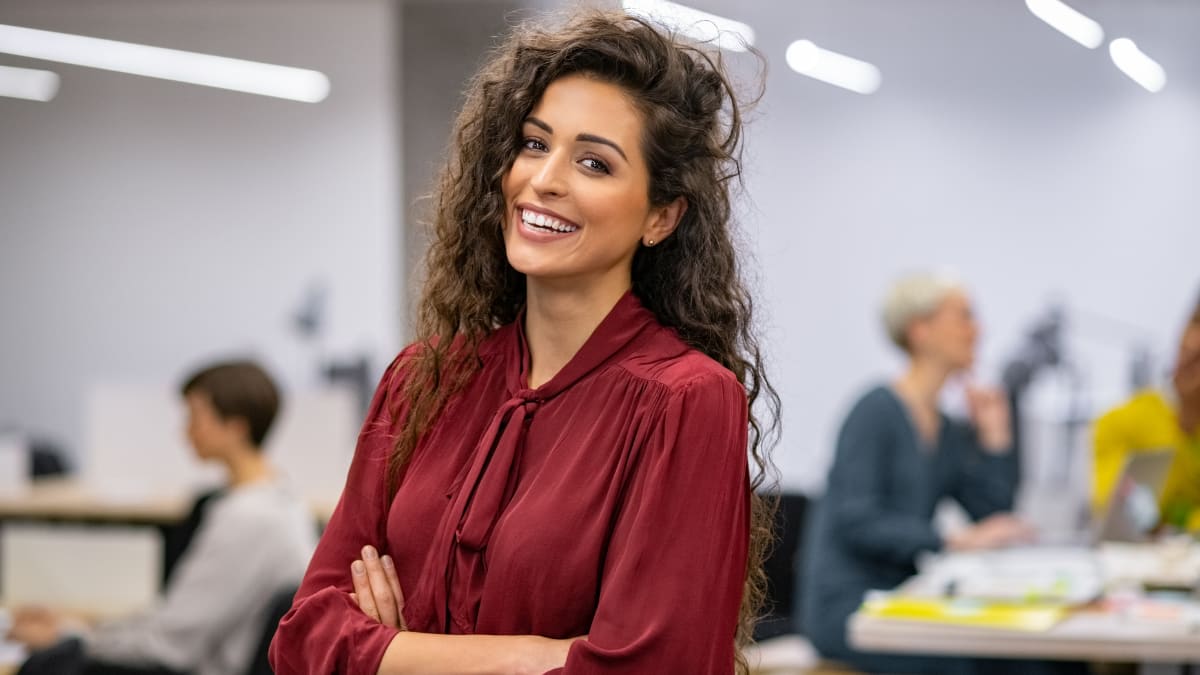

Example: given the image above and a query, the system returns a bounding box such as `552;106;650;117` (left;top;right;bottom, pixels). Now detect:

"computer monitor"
1093;449;1175;544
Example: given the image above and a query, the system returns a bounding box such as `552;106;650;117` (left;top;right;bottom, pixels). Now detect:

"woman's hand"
946;513;1035;552
353;544;586;675
966;385;1012;453
8;606;64;650
350;545;407;630
515;635;585;675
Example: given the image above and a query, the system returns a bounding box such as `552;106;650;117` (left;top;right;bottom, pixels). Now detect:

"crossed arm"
347;545;582;675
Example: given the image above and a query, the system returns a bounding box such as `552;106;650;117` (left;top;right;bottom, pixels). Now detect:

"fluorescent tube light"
1025;0;1104;49
1109;38;1166;92
622;0;755;52
0;63;59;101
0;23;330;102
785;40;881;95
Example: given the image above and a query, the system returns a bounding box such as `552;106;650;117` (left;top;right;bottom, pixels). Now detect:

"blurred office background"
0;0;1197;525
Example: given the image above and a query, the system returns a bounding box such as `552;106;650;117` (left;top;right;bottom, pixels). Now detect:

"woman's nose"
530;153;568;197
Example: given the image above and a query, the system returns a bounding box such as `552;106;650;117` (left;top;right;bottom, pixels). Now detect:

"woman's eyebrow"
524;116;628;161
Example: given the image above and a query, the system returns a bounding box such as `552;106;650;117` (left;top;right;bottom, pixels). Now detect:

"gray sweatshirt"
85;479;317;675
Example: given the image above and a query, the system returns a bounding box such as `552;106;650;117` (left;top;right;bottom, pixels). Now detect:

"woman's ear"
641;196;687;247
222;415;254;446
906;319;930;356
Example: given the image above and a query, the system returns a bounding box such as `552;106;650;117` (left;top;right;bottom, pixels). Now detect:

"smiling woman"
270;10;778;675
501;74;687;330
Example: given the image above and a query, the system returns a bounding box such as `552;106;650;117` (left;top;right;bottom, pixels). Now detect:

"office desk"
0;479;191;525
1;479;336;607
0;478;338;524
848;545;1200;671
850;605;1200;663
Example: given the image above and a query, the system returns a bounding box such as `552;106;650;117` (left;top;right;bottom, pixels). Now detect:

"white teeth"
520;208;577;233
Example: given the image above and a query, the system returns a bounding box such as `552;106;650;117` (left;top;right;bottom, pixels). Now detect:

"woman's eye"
581;157;610;174
522;138;547;152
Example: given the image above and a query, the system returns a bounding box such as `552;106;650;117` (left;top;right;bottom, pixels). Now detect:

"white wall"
401;0;527;329
4;0;1198;500
0;0;400;467
676;0;1200;492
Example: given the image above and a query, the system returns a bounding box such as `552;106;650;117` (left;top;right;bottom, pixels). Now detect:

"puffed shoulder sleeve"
550;371;751;674
270;348;416;675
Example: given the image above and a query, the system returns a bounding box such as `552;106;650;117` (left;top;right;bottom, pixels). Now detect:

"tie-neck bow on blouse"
272;291;752;675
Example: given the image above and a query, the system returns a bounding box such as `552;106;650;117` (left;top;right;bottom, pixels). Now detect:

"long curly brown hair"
392;10;780;672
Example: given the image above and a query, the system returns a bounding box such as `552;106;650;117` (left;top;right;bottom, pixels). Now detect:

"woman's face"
184;392;238;461
500;74;677;293
1178;309;1200;361
910;291;979;372
1174;308;1200;398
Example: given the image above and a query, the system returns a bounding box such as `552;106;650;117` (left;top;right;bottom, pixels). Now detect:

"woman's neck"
893;359;952;446
894;359;950;410
1179;402;1200;437
523;279;629;389
224;447;273;487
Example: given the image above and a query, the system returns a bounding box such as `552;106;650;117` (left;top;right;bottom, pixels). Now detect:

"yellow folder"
860;594;1070;632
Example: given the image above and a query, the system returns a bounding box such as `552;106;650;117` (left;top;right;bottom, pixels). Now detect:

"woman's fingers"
362;545;401;628
349;545;406;629
381;554;408;631
350;559;380;622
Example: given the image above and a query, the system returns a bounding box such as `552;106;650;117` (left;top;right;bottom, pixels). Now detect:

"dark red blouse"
270;292;750;674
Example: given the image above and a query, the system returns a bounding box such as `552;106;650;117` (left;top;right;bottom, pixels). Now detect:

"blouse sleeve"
824;393;943;565
948;419;1018;521
548;372;750;674
269;351;411;675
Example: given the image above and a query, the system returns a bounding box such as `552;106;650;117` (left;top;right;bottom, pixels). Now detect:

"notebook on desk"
1093;449;1174;544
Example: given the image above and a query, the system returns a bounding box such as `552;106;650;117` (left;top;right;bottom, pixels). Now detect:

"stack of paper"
860;547;1104;632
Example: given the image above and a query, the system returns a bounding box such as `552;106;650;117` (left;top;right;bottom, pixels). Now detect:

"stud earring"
646;239;656;246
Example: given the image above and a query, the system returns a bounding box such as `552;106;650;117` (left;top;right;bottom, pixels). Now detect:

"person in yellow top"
1093;293;1200;531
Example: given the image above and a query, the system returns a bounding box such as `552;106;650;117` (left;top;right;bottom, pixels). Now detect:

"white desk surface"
0;478;338;524
850;605;1200;663
849;544;1200;664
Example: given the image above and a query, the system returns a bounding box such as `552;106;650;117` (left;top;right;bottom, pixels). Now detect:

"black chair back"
244;584;299;675
161;489;224;587
754;492;809;640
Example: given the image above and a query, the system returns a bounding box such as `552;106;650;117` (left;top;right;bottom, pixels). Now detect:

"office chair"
243;584;299;675
754;492;809;641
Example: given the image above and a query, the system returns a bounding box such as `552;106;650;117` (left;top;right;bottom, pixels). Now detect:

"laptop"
1092;449;1175;544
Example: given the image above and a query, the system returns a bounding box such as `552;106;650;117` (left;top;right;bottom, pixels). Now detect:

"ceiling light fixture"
0;63;59;101
0;23;330;102
785;40;881;95
1109;38;1166;92
622;0;755;52
1025;0;1104;49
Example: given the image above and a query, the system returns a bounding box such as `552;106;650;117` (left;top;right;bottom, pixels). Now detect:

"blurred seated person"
8;360;318;675
799;273;1083;675
1093;290;1200;532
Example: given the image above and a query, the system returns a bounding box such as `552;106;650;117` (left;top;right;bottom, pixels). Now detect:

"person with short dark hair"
181;360;281;449
9;359;317;675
